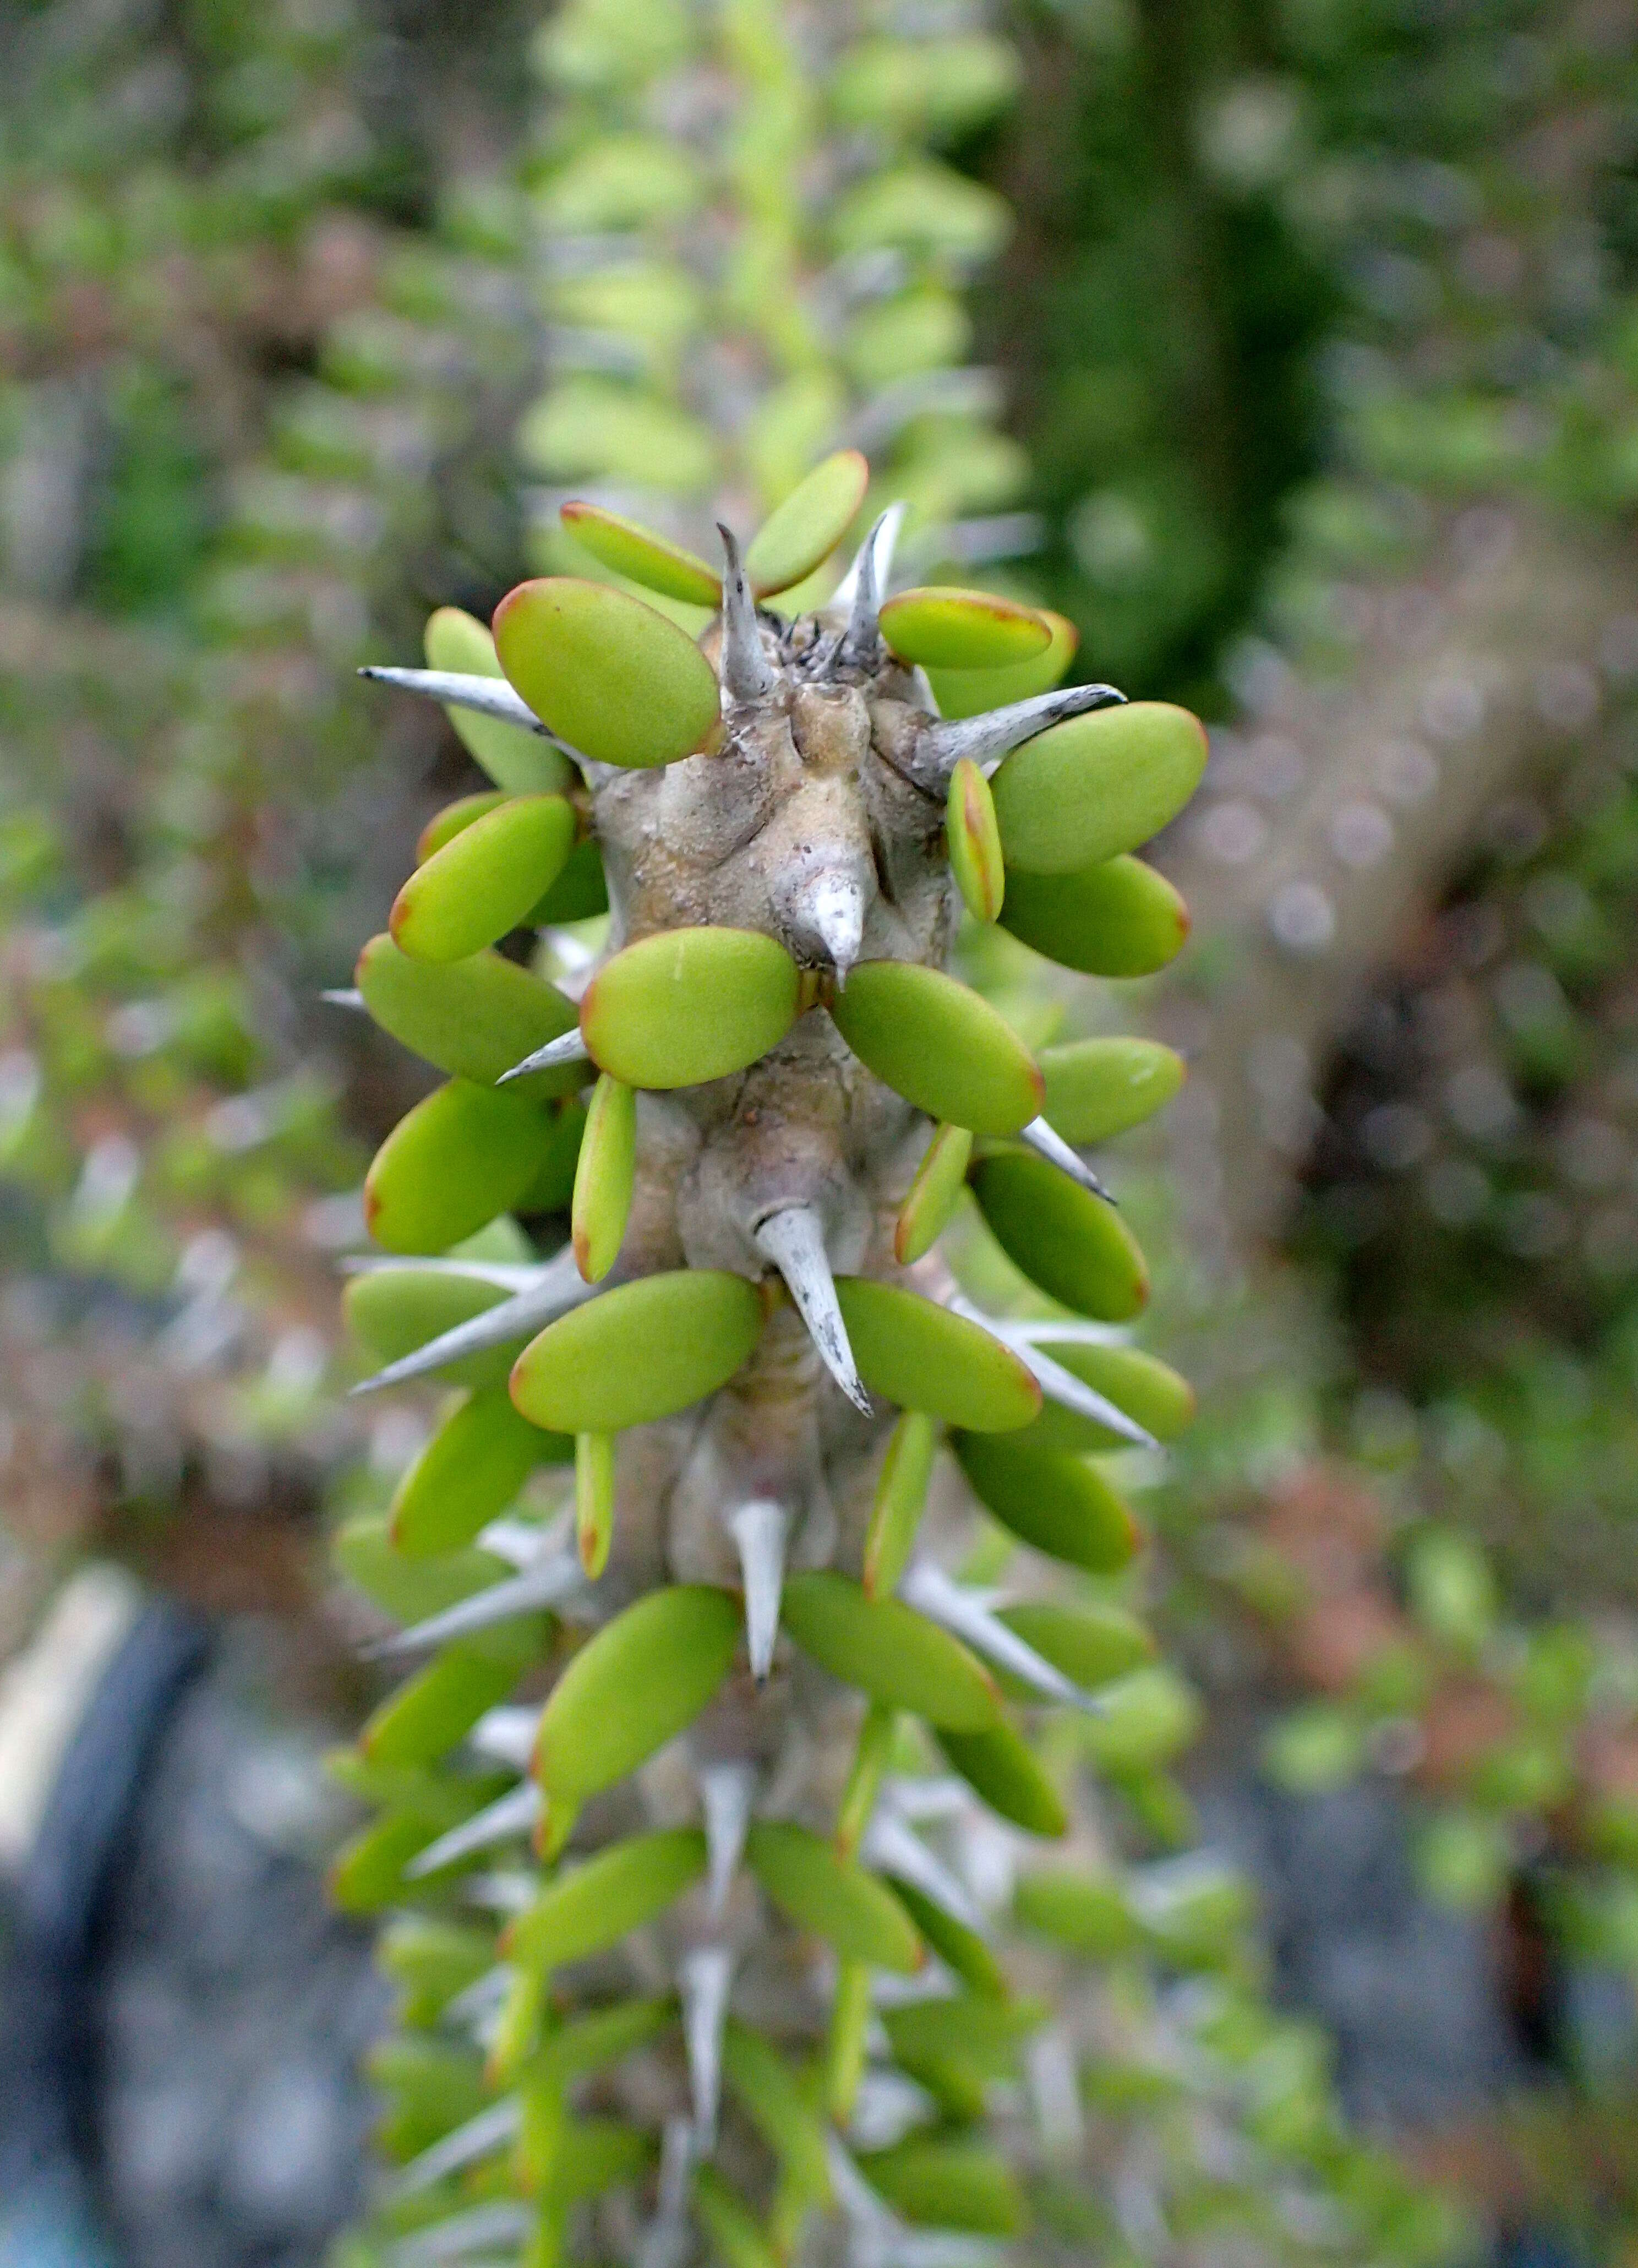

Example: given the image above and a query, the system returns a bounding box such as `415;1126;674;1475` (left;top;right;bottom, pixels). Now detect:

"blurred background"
3;0;1638;2261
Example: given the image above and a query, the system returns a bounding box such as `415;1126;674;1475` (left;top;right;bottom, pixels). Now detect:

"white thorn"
900;1560;1108;1714
915;684;1125;786
321;988;365;1009
1019;1115;1115;1204
753;1206;872;1416
948;1295;1154;1450
862;1807;987;1934
838;506;902;669
495;1027;590;1085
635;2120;696;2268
832;501;905;614
717;525;779;704
390;2202;531;2264
806;869;867;984
679;1945;734;2151
340;1255;553;1289
360;666;552;738
393;2098;521;2196
1008;1317;1128;1348
698;1762;757;1918
469;1705;539;1769
348;1252;592;1395
727;1499;788;1681
408;1783;541;1877
362;1551;586;1658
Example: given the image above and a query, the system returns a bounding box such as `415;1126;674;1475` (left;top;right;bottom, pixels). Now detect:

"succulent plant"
327;454;1211;2264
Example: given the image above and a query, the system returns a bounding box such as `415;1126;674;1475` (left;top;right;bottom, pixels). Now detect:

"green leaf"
745;1820;924;1972
390;795;576;963
1039;1037;1186;1145
880;586;1051;670
992;702;1208;873
995;1601;1155;1693
926;609;1078;719
365;1081;553;1255
834;1278;1040;1431
511;1269;765;1431
743;449;869;596
343;1269;520;1391
571;1074;635;1282
946;759;1004;923
858;2138;1026;2237
560;499;722;606
1002;855;1192;977
357;934;583;1095
952;1433;1139;1574
970;1150;1149;1320
493;577;722;767
424;606;575;794
391;1386;567;1558
893;1124;972;1266
935;1720;1068;1837
1015;1342;1193;1456
534;1584;740;1811
781;1571;1000;1730
507;1828;707;1972
830;961;1042;1135
582;926;800;1088
862;1410;938;1598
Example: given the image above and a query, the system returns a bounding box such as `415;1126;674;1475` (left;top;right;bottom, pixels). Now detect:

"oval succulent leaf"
528;835;609;926
893;1122;972;1266
493;577;722;768
357;934;583;1095
1039;1036;1186;1146
511;1270;765;1432
391;795;576;964
880;586;1052;670
862;1410;938;1599
934;1721;1068;1838
363;1638;538;1770
560;499;722;607
391;1386;565;1559
571;1073;635;1282
970;1150;1149;1320
534;1584;741;1812
927;610;1078;721
417;790;509;864
952;1432;1139;1574
744;1820;923;1972
991;701;1208;874
581;926;800;1089
859;2138;1027;2236
834;1278;1040;1431
575;1430;616;1577
884;1878;1009;1999
743;448;869;596
424;606;574;795
946;759;1004;924
1001;854;1191;977
780;1570;1000;1730
365;1082;552;1255
829;960;1042;1135
506;1829;707;1975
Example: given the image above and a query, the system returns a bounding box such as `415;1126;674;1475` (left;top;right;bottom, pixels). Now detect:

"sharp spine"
360;666;552;738
807;869;867;983
1020;1115;1116;1204
862;1805;987;1933
949;1295;1154;1449
754;1206;872;1416
727;1498;788;1681
321;988;365;1009
900;1559;1107;1714
916;684;1125;783
635;2119;695;2268
362;1550;585;1658
495;1027;591;1085
679;1945;734;2150
717;526;779;704
349;1252;593;1395
469;1705;539;1769
698;1761;757;1918
837;506;903;670
407;1783;541;1877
